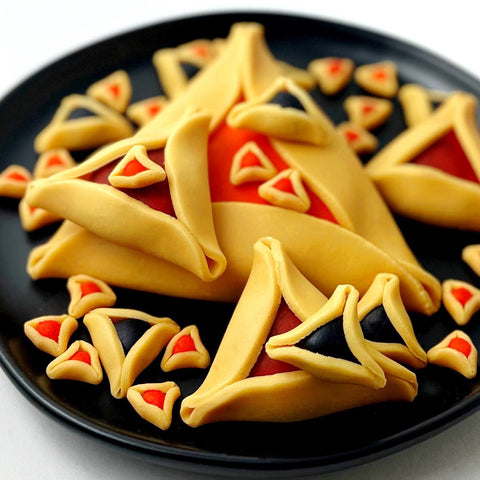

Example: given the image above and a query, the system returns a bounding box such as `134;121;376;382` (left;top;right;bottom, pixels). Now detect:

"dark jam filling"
84;148;176;216
114;319;151;353
360;305;403;344
207;122;338;223
297;315;359;364
412;130;479;183
248;299;302;377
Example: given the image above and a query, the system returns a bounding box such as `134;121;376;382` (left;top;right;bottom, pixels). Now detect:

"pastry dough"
441;279;480;326
86;70;132;113
180;238;418;426
32;149;76;179
34;94;134;153
83;308;179;398
24;314;78;357
398;84;434;128
354;61;398;98
126;96;169;126
127;382;181;430
336;121;378;154
18;197;62;232
25;22;441;315
46;340;103;384
366;92;480;230
0;165;32;198
161;325;210;371
427;330;477;378
344;95;393;130
462;244;480;276
308;57;354;95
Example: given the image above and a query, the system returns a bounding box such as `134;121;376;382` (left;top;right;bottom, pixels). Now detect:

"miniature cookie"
126;96;169;126
462;244;480;277
24;314;78;357
308;57;354;95
83;308;180;398
354;61;398;98
67;274;117;318
127;382;181;430
336;121;378;154
34;94;134;153
46;340;103;384
18;197;62;232
0;165;32;198
32;149;77;179
344;95;393;130
366;92;480;231
427;330;477;378
161;325;210;372
180;238;418;427
442;279;480;326
86;70;132;113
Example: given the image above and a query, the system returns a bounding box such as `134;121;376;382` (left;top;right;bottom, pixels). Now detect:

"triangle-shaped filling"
411;130;479;183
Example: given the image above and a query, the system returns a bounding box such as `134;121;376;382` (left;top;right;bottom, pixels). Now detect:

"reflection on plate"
1;11;480;477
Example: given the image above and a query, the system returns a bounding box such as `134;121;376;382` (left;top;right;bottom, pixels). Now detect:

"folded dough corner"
25;22;440;315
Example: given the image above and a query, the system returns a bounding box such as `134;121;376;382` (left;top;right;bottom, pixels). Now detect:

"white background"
2;1;480;478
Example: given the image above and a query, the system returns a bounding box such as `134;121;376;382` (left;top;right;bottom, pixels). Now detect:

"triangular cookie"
427;330;477;378
86;70;132;113
108;145;166;188
366;92;480;230
442;279;480;326
336;121;378;154
46;340;103;384
33;149;76;179
83;308;179;398
354;61;399;98
126;96;169;126
34;94;134;153
127;382;181;430
308;57;354;95
344;95;393;130
0;165;32;198
18;197;62;232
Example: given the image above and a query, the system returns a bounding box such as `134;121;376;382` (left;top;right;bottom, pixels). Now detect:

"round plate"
1;11;480;478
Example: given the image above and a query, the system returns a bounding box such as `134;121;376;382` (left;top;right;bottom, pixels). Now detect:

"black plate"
2;11;480;478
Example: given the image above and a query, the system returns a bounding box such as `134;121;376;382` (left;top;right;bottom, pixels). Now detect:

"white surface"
2;1;480;478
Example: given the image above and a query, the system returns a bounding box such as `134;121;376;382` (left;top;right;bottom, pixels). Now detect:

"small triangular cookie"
161;325;210;371
258;168;311;213
126;96;169;126
86;70;132;113
18;197;62;232
354;61;398;98
33;149;77;179
462;244;480;277
46;340;103;384
0;165;32;198
344;95;393;130
108;145;166;188
308;57;354;95
127;382;181;430
336;121;378;154
67;274;117;318
427;330;477;378
34;94;134;153
229;140;277;185
442;279;480;326
24;314;78;357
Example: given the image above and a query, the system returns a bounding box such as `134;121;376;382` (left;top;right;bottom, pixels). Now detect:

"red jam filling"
85;148;175;216
80;281;102;297
69;351;91;364
240;151;262;168
108;83;120;98
5;171;28;182
142;389;166;409
448;337;472;358
273;176;296;195
372;69;387;81
122;159;148;177
345;130;360;143
451;286;473;306
192;45;209;58
328;58;342;75
362;104;375;115
46;155;64;167
412;130;479;183
208;122;338;223
172;334;196;354
147;103;161;117
35;320;61;342
249;299;302;377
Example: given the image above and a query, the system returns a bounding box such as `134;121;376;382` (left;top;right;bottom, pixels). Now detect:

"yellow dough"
25;22;440;315
180;238;419;426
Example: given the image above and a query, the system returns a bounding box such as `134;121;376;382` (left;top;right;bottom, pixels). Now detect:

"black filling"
296;315;359;363
67;108;96;120
360;305;404;344
267;91;305;111
180;62;201;79
114;318;151;353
